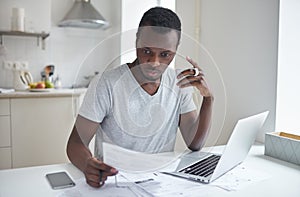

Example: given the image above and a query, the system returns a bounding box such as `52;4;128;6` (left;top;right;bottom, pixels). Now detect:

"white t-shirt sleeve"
78;74;111;123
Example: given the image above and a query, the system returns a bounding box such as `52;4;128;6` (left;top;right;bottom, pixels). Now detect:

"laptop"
163;111;269;183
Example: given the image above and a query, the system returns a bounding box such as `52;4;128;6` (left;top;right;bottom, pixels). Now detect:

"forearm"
67;142;92;172
67;124;118;188
66;127;93;172
188;96;214;151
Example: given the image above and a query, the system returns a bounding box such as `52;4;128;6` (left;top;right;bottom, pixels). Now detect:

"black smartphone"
46;171;76;190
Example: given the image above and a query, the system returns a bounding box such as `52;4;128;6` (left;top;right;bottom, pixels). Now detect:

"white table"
0;144;300;197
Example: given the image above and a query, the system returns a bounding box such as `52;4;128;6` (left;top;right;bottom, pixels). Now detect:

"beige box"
265;132;300;165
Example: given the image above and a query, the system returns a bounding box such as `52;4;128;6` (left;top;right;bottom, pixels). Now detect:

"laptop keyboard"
179;154;221;177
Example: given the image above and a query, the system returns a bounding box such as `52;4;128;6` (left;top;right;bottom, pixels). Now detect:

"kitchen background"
0;0;279;146
0;0;123;89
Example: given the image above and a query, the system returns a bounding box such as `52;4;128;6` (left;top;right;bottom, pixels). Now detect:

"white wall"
176;0;226;147
276;0;300;134
177;0;279;145
0;0;50;87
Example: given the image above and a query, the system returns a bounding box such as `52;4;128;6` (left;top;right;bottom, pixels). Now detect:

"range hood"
58;0;109;29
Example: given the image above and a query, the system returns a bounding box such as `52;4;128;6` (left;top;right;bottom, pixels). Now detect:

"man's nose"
148;55;160;67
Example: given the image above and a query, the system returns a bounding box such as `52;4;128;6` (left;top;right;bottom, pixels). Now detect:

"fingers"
176;56;212;97
89;157;118;174
177;76;206;89
84;157;118;188
85;173;107;188
186;56;201;70
176;68;204;79
177;56;203;79
177;75;204;88
176;56;205;87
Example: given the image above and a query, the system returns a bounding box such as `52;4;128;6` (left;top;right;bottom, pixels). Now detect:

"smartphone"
46;171;76;190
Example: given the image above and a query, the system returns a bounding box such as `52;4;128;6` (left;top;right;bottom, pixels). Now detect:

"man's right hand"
83;157;118;188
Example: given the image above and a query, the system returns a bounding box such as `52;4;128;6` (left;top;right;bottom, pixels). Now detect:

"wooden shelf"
0;31;50;50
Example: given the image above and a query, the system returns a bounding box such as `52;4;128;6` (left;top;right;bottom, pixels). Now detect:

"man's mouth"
146;69;160;77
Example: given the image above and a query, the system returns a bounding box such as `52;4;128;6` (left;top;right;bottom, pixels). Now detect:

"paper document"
57;176;153;197
119;171;213;197
103;142;182;172
57;159;271;197
211;164;271;191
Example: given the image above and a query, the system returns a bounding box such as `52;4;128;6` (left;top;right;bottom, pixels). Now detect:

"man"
67;7;213;188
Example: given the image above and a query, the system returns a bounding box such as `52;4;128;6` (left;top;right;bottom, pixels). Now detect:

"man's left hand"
176;56;213;97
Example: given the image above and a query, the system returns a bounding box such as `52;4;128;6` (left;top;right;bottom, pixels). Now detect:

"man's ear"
135;32;139;48
176;41;181;49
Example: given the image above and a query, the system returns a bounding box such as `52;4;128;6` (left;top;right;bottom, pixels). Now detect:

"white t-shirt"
79;64;196;157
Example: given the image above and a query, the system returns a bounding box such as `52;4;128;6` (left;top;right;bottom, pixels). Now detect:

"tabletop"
0;144;299;197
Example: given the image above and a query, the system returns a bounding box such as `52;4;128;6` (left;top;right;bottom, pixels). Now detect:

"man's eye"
143;49;151;54
160;52;170;58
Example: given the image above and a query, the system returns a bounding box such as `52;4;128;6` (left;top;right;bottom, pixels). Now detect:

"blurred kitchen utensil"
54;75;62;89
44;65;55;82
45;65;54;76
13;69;33;91
23;71;33;84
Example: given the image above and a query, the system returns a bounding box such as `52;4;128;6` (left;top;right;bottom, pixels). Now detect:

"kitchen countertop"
0;88;87;98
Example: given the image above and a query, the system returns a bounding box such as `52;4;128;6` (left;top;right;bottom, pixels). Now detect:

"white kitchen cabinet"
0;99;10;115
0;148;11;169
0;89;86;169
0;99;12;169
0;116;10;147
10;96;80;168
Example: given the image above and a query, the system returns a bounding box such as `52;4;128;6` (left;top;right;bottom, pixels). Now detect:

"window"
276;0;300;134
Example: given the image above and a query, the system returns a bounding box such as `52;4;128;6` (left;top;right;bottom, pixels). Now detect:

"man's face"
136;27;179;82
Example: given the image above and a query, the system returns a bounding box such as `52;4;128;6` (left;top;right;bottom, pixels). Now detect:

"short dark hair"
137;7;181;44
